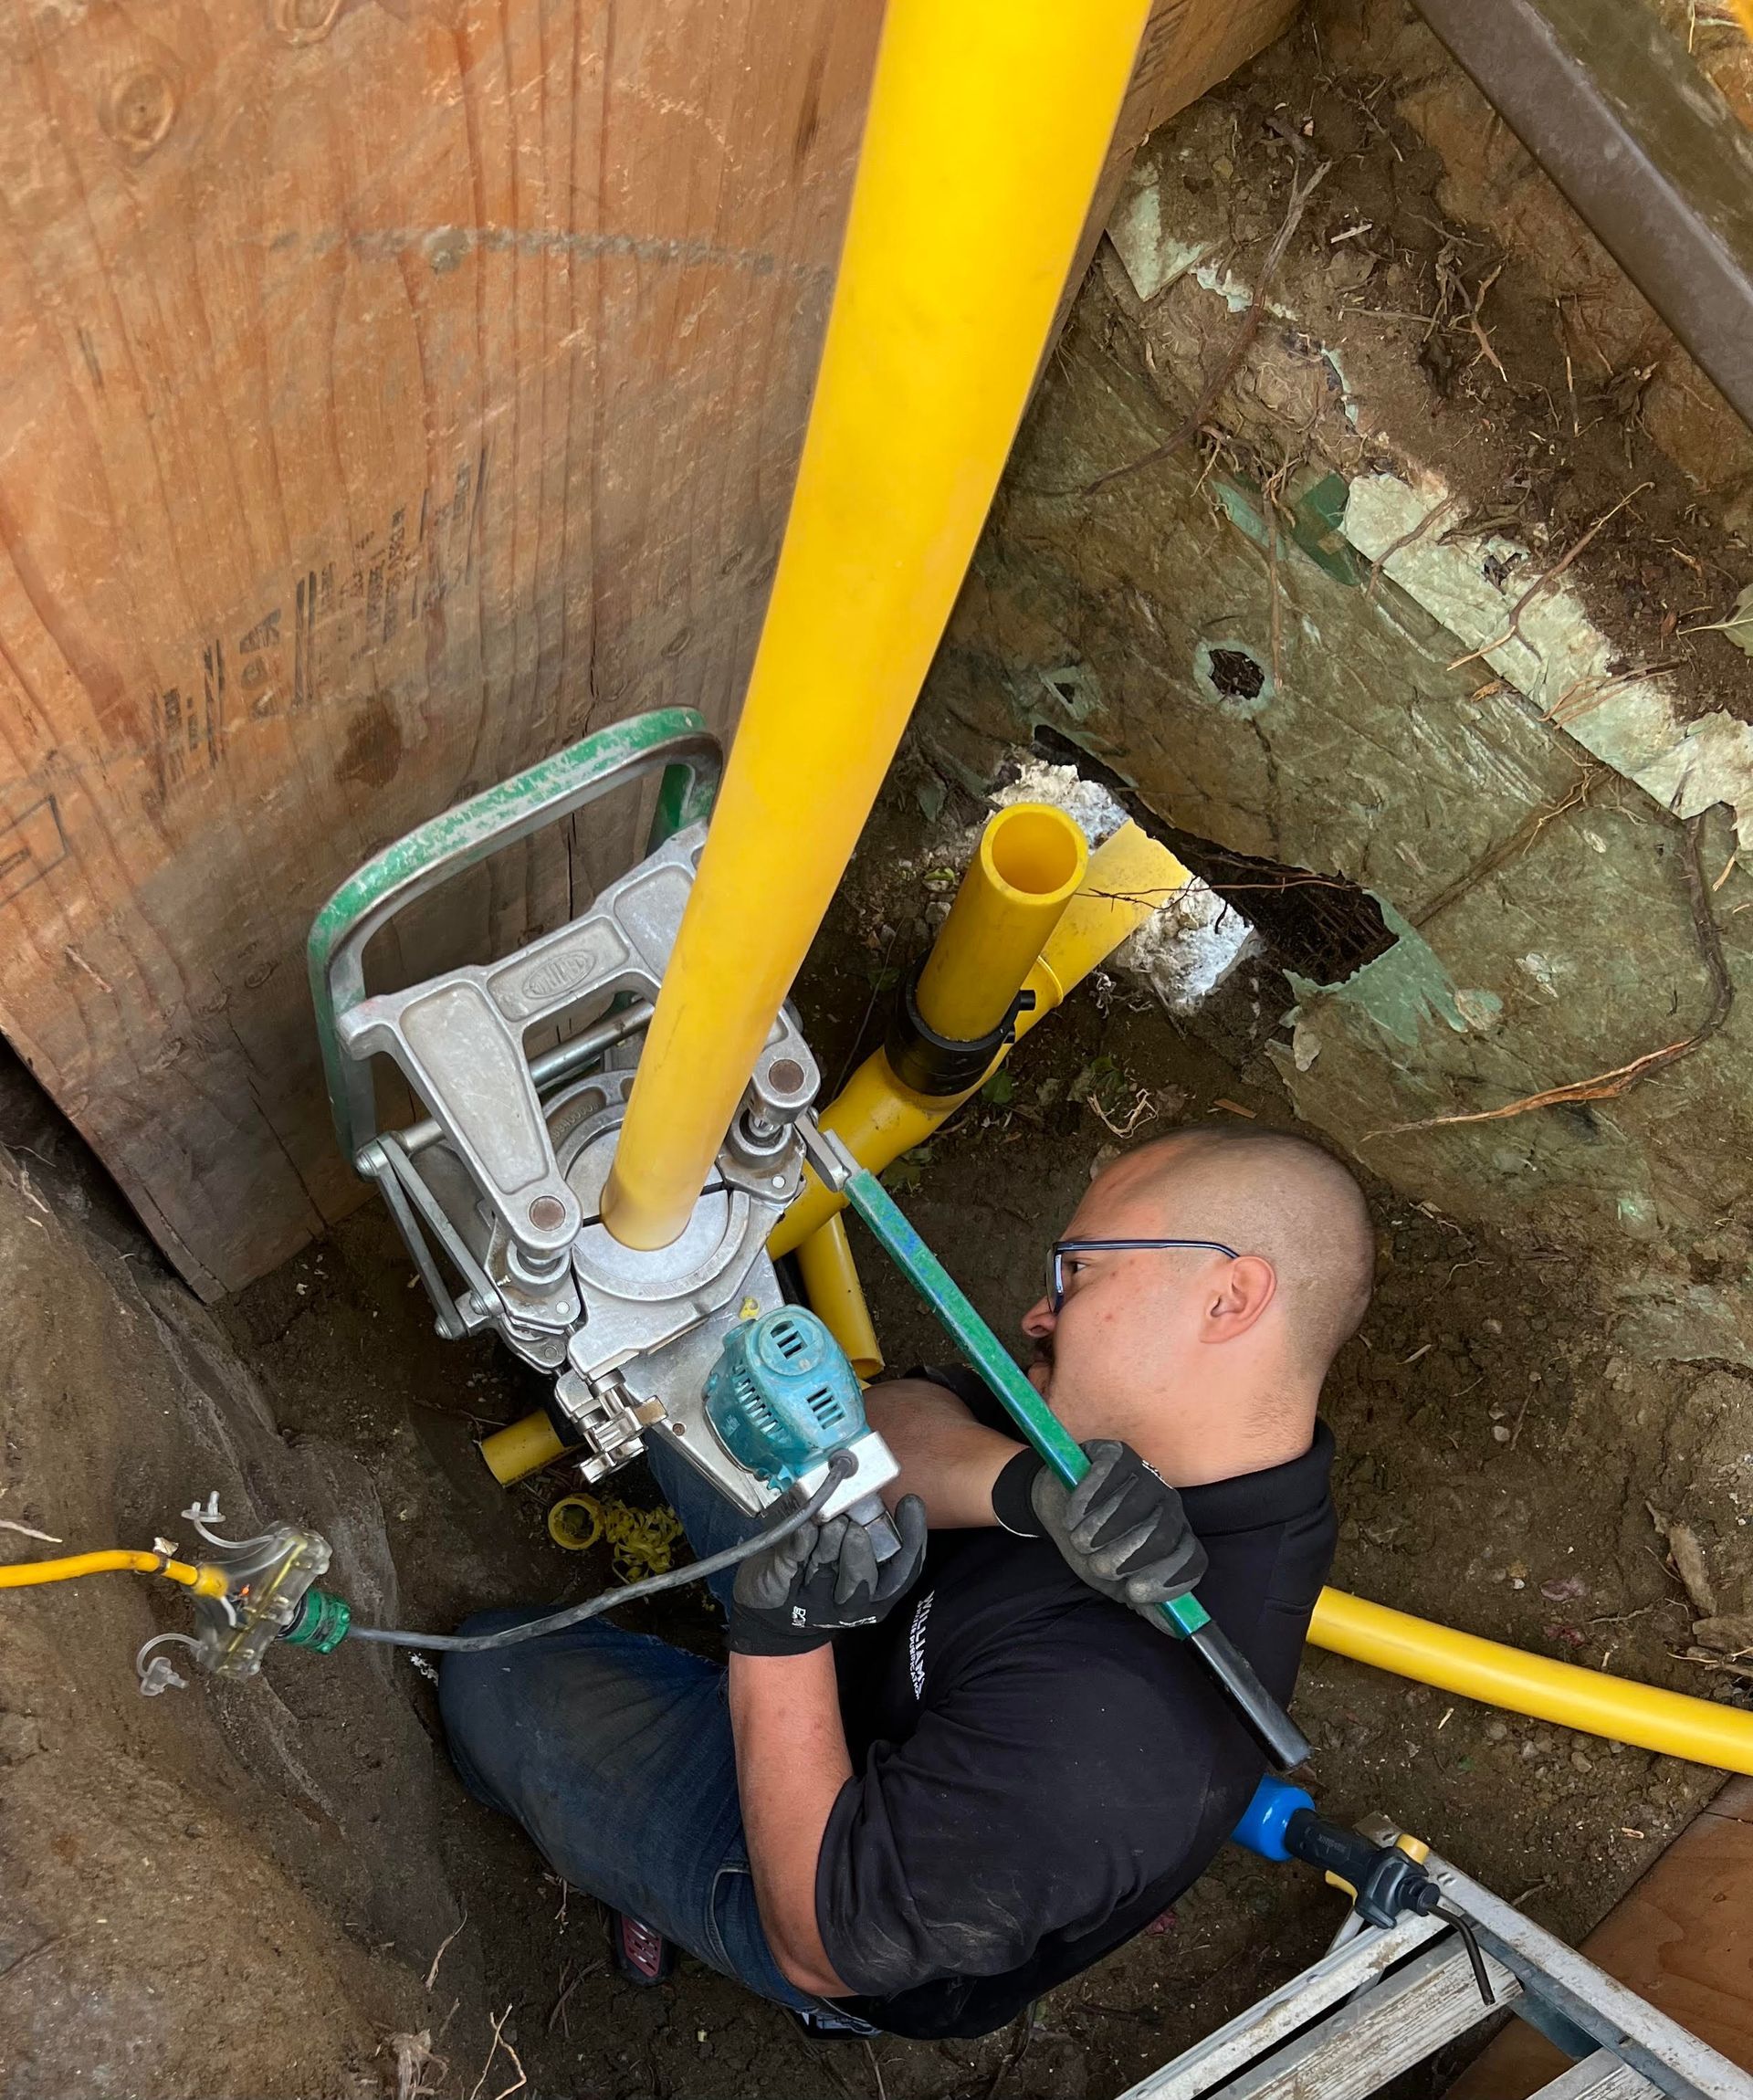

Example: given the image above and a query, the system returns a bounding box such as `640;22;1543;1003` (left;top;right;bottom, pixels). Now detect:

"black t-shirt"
814;1370;1337;2040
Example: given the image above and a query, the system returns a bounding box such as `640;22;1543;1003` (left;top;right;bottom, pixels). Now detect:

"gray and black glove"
991;1438;1207;1612
728;1497;929;1658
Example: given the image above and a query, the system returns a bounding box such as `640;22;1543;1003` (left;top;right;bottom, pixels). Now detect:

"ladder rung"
1117;1916;1447;2100
1143;1935;1519;2100
1529;2052;1662;2100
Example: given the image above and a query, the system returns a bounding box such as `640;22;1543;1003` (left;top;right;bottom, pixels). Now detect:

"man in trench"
439;1126;1370;2040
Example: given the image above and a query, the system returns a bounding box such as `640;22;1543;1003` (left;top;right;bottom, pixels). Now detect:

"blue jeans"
438;1435;822;2015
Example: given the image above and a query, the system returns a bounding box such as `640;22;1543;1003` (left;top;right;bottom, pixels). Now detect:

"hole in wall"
1031;725;1398;987
1192;637;1273;715
1206;646;1266;702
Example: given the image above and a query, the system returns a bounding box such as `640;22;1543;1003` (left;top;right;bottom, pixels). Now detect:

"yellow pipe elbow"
916;804;1086;1042
1310;1587;1753;1775
795;1213;885;1381
481;1411;571;1487
600;0;1152;1251
769;820;1189;1258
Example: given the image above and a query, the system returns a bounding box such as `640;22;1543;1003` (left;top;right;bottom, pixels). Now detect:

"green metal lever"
816;1137;1312;1773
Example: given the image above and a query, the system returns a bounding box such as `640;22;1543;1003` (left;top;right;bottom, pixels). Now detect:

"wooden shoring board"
1450;1779;1753;2099
0;0;1294;1297
1531;2053;1661;2100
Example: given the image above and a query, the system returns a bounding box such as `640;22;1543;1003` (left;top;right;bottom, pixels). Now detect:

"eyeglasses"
1045;1237;1239;1313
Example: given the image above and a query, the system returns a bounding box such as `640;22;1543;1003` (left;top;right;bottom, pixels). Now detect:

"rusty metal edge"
1411;0;1753;434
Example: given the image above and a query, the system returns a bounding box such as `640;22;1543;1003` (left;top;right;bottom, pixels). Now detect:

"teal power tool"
798;1116;1314;1774
705;1307;901;1559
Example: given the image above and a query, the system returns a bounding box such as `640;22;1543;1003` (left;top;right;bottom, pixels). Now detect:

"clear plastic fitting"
133;1498;335;1694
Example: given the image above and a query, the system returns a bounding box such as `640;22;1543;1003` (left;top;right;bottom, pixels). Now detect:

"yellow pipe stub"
481;1411;569;1486
916;803;1087;1044
795;1212;885;1380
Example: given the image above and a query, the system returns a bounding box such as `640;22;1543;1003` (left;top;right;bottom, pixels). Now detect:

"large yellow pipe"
772;819;1188;1257
600;0;1152;1251
916;804;1088;1042
1311;1588;1753;1775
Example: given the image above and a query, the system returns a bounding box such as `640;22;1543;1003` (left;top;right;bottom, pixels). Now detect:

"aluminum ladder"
1119;1815;1753;2100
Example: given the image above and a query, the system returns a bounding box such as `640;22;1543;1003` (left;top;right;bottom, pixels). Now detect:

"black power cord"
348;1454;852;1655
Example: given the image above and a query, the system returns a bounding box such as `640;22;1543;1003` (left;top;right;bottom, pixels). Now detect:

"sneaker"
609;1908;677;1987
791;2004;880;2038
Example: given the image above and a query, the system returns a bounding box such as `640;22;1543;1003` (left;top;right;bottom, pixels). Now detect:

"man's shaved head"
1076;1127;1376;1381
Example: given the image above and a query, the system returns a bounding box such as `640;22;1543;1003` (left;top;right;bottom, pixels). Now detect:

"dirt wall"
915;0;1753;1388
0;1071;474;2099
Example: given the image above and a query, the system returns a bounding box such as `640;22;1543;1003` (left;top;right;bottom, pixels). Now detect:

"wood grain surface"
0;0;1290;1296
1448;1778;1753;2095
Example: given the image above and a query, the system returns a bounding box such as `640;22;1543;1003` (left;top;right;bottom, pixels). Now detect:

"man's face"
1018;1154;1225;1436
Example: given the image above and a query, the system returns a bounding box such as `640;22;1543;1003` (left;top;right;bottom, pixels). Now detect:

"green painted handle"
840;1164;1312;1771
307;708;720;1162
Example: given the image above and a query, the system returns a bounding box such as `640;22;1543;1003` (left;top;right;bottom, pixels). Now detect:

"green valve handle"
828;1149;1312;1774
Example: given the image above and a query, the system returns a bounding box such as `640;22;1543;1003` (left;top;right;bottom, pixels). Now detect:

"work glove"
728;1497;929;1658
992;1439;1207;1614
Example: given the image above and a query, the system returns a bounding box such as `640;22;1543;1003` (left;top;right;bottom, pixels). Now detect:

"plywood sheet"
1448;1779;1753;2096
0;0;1294;1297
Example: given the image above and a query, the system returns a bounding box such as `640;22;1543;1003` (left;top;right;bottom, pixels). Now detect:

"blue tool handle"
839;1163;1312;1772
1231;1773;1316;1861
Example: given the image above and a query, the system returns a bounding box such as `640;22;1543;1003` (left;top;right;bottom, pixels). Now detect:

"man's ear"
1199;1255;1276;1343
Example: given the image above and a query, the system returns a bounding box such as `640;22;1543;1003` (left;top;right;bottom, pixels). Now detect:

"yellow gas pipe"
796;1213;886;1381
772;818;1187;1259
1310;1587;1753;1775
481;1410;569;1488
916;804;1088;1042
599;0;1153;1252
0;1549;227;1598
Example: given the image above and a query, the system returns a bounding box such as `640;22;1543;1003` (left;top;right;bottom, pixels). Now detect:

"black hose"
347;1454;852;1654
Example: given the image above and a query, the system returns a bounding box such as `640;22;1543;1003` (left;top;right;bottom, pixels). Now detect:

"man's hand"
997;1439;1208;1612
729;1500;929;1657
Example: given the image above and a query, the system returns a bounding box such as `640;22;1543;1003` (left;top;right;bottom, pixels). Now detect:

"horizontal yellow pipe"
1311;1587;1753;1775
0;1549;226;1599
796;1213;885;1381
481;1411;570;1486
599;0;1151;1251
916;803;1087;1042
771;819;1189;1257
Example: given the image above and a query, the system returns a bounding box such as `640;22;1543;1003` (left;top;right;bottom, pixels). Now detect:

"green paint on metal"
648;751;719;849
307;709;721;1159
839;1162;1211;1641
1288;902;1484;1045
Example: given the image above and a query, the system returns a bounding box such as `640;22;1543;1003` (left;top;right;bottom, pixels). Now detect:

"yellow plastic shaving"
547;1492;684;1583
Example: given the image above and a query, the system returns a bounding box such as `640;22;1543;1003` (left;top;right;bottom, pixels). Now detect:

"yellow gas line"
0;1549;227;1598
795;1213;885;1382
772;818;1188;1258
601;0;1153;1252
1311;1587;1753;1775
